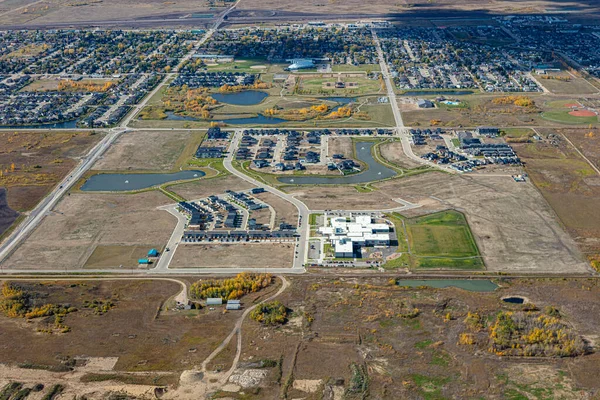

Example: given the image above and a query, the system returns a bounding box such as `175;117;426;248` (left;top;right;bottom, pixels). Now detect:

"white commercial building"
319;214;391;258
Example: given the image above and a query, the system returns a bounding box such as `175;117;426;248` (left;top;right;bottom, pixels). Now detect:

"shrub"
250;301;288;325
190;273;272;300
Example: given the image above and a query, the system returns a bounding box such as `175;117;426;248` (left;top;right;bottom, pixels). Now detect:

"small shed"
148;248;159;257
226;300;241;310
206;298;223;306
138;258;150;265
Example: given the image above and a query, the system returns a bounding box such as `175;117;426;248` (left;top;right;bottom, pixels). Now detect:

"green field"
541;110;598;125
385;210;483;270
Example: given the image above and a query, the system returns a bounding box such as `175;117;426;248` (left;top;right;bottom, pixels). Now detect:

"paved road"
153;205;188;272
372;30;455;173
223;130;309;271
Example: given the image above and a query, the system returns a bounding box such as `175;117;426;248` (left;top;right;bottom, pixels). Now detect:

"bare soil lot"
3;191;175;270
170;242;294;268
170;174;254;200
380;139;428;169
249;207;271;228
83;244;163;268
289;171;589;273
252;191;298;227
94;130;201;171
0;131;103;211
327;136;353;159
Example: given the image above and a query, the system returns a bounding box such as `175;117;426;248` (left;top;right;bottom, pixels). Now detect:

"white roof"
364;233;390;241
370;224;390;231
355;215;372;225
335;240;353;254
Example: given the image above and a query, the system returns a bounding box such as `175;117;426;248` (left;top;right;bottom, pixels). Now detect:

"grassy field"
385;210;483;270
541;110;598;125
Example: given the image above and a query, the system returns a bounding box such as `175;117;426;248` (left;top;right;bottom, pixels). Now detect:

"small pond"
81;170;205;191
277;141;397;185
222;114;287;125
212;90;269;106
502;296;525;304
396;279;498;292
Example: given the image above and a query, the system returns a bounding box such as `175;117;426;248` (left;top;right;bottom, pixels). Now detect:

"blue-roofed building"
138;258;150;264
148;248;159;257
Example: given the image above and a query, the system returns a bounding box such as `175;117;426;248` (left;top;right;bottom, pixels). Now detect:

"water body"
222;114;287;125
502;296;525;304
81;170;206;192
396;279;498;292
324;97;356;104
212;90;269;106
401;90;474;96
165;112;197;121
277;141;397;185
0;120;78;129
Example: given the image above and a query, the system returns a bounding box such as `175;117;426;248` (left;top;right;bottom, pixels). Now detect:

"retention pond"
396;279;498;292
81;170;205;191
277;141;397;185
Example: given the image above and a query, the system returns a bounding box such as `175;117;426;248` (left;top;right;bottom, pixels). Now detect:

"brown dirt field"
83;244;163;269
235;276;600;399
170;174;254;200
3;191;176;270
379;140;422;169
288;171;589;273
249;207;271;227
513;131;600;256
569;110;597;117
252;191;298;227
94;130;200;171
170;242;294;268
327;136;353;159
564;103;581;108
0;131;103;211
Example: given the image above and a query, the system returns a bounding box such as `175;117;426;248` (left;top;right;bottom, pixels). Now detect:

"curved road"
223;130;310;271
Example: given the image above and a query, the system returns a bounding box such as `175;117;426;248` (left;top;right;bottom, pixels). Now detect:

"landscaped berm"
385;210;483;270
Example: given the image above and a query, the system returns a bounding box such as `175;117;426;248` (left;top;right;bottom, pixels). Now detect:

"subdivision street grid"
0;20;598;277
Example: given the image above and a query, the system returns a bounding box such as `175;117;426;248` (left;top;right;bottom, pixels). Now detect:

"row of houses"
182;229;298;242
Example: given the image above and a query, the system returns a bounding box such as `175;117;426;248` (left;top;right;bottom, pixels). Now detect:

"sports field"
386;210;483;270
